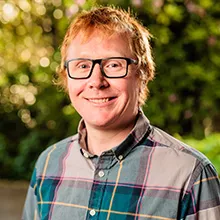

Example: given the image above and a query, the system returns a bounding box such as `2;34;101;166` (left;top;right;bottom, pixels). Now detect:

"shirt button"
98;170;105;177
89;209;96;216
83;152;89;158
118;155;123;160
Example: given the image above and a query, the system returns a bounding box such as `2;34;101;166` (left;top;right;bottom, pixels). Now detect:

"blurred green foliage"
0;0;219;179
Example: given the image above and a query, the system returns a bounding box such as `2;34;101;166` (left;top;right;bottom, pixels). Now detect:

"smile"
86;96;116;104
88;98;110;103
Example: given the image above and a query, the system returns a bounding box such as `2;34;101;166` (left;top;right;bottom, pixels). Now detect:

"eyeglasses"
64;57;138;79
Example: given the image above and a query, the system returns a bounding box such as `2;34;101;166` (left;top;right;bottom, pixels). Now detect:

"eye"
70;60;92;70
105;60;123;69
77;62;91;69
108;62;120;68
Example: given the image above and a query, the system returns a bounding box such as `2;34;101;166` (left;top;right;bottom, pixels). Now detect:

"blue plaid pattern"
22;112;220;219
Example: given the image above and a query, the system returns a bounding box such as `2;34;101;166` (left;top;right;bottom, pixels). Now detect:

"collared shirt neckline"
78;109;152;161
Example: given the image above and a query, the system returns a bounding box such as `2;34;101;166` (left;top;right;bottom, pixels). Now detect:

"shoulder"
136;111;211;169
35;134;79;170
144;125;217;188
144;126;219;194
148;126;211;167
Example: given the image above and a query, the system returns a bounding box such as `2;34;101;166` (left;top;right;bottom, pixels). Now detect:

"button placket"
88;153;114;219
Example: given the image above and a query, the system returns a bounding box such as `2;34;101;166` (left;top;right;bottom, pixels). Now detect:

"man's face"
66;31;140;131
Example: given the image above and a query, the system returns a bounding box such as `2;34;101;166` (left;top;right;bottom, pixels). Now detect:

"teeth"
89;98;109;103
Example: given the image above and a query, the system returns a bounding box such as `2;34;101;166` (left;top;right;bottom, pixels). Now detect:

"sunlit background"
0;0;220;218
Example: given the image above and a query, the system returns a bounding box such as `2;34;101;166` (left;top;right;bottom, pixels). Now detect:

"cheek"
67;79;84;98
67;81;75;98
67;84;80;106
128;77;140;97
129;80;140;107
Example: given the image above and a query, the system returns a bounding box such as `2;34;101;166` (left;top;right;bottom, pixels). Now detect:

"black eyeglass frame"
64;57;138;79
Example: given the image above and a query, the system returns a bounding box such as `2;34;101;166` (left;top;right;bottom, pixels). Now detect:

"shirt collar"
78;109;152;160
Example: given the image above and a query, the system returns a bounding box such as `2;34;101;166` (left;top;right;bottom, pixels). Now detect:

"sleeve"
22;168;40;220
180;163;220;219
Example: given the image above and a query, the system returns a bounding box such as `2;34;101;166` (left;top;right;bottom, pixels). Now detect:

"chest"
36;147;191;219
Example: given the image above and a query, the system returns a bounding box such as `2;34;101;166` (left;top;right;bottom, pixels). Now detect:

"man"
23;6;220;220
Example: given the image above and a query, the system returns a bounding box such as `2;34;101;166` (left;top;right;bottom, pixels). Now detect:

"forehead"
66;30;133;59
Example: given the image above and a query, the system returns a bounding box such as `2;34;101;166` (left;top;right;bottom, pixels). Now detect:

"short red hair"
57;6;155;106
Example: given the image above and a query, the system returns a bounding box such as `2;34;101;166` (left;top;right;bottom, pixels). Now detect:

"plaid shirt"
23;111;220;220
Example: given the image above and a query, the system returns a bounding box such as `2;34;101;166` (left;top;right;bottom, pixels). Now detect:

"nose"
87;63;109;89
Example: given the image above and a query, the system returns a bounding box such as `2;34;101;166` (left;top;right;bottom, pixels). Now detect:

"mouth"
87;97;116;103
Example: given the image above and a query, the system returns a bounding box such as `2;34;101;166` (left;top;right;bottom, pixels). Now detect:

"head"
58;6;155;106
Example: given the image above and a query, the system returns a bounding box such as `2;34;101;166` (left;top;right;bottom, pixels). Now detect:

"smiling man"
65;31;140;156
23;6;220;220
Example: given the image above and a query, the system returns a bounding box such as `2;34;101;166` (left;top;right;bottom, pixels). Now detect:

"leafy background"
0;0;220;180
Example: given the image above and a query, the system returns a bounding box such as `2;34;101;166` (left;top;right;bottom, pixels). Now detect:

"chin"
84;115;118;128
87;119;112;128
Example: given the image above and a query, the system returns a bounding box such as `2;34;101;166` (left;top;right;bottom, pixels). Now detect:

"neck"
85;118;136;156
